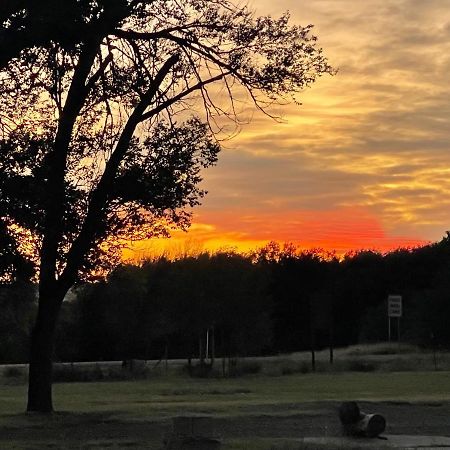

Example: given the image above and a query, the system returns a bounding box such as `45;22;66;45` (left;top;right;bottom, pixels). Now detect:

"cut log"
338;402;386;438
354;413;386;438
338;401;361;425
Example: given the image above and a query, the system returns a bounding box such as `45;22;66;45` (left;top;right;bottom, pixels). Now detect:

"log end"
363;413;386;438
338;401;361;425
338;402;386;438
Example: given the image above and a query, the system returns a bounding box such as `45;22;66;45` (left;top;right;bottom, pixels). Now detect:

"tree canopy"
1;0;333;283
0;0;333;412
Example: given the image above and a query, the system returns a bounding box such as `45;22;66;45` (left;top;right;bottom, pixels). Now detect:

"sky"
126;0;450;259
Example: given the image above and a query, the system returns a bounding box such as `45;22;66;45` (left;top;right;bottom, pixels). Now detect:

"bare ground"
1;401;449;449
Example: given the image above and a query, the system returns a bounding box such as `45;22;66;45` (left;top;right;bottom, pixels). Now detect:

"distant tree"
0;1;332;411
0;221;35;371
252;241;298;263
146;252;272;362
267;249;332;352
0;220;18;280
0;219;35;364
72;264;150;361
335;251;385;345
210;252;272;357
0;280;36;363
0;220;33;282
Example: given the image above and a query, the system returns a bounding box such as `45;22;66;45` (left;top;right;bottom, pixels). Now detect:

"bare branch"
85;52;113;93
59;52;180;289
140;72;227;122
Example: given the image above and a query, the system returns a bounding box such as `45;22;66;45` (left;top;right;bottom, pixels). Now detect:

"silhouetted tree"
269;249;332;352
0;280;36;362
0;220;34;282
0;1;139;69
0;1;332;411
143;253;272;362
335;251;385;345
68;253;271;364
71;265;149;361
0;222;35;364
5;239;450;367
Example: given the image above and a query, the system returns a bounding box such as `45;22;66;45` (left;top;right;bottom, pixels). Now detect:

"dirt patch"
1;401;449;448
213;401;450;439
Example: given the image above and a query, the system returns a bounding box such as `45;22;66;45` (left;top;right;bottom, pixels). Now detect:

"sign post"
388;295;402;342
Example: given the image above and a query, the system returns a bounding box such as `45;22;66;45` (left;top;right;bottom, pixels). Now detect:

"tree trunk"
27;291;64;413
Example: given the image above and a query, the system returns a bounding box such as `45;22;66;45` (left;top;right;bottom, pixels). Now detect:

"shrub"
182;362;220;378
3;366;23;378
185;359;262;378
280;360;310;375
347;360;376;372
52;363;105;382
229;360;262;377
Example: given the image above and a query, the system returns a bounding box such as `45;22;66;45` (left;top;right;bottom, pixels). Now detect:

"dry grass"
2;343;449;391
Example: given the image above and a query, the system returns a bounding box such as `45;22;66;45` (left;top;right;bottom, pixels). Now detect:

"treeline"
2;235;450;363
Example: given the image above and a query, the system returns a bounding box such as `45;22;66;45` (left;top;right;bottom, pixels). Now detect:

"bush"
52;363;105;382
182;362;220;378
346;360;376;372
52;360;161;382
280;360;310;375
184;359;262;378
229;360;262;377
3;366;23;378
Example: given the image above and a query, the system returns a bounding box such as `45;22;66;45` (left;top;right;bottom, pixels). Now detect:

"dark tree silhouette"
0;1;132;68
0;220;33;282
0;1;333;412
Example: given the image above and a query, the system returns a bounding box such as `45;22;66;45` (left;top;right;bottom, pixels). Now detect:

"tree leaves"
0;1;332;283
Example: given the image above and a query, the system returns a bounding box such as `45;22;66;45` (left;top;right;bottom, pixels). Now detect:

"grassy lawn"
2;371;450;418
2;344;449;448
1;370;450;448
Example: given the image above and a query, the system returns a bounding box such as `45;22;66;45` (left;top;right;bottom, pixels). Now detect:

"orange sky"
124;207;427;261
125;0;450;260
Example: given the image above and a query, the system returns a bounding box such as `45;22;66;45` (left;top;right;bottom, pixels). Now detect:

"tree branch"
59;52;180;290
85;52;113;93
113;22;227;42
139;72;227;122
40;37;103;294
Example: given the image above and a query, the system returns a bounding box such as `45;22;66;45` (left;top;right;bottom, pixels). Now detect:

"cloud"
138;0;450;256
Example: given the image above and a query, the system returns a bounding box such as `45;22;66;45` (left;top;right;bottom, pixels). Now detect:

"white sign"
388;295;402;317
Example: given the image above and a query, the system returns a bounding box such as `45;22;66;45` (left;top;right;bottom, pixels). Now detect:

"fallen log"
338;401;386;438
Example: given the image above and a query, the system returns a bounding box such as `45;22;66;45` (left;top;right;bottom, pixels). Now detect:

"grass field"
1;344;450;448
2;371;450;417
1;371;450;448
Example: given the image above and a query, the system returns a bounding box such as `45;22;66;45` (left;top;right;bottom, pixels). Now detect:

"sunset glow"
126;0;450;260
124;207;427;260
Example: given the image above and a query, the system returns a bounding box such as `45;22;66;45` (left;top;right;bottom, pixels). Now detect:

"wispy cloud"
130;0;450;258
